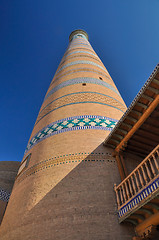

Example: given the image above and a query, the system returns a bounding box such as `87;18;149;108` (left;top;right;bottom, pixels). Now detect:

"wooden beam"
120;154;128;177
142;94;154;102
153;78;159;85
139;208;153;215
131;110;142;116
115;95;159;153
127;145;150;155
125;219;138;226
141;123;159;134
132;214;145;221
132;134;158;146
116;154;125;181
105;143;116;148
111;139;120;144
113;134;124;140
128;139;154;150
121;122;132;128
149;86;159;94
127;150;146;158
126;116;138;123
136;102;147;109
137;129;159;141
147;202;159;210
117;129;128;135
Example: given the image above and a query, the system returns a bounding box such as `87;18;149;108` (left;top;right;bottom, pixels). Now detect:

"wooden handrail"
115;144;159;208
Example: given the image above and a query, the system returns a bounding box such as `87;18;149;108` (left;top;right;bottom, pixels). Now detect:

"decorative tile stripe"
55;60;107;75
45;77;119;100
0;188;10;202
118;177;159;219
50;68;112;87
17;152;114;183
25;115;118;153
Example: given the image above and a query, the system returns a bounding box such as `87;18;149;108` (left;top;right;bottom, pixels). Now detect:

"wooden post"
115;153;125;181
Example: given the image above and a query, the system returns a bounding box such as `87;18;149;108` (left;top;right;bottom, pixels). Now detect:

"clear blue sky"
0;0;159;162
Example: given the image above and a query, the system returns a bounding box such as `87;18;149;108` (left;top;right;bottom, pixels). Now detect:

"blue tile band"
45;77;119;100
25;115;118;154
55;60;107;75
60;54;101;66
50;68;112;86
118;177;159;219
0;188;10;202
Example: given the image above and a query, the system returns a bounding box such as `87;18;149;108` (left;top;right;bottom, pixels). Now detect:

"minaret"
0;30;134;239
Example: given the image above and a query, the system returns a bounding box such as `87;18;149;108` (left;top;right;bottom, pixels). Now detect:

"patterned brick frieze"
45;77;119;100
16;152;115;183
0;188;10;202
26;115;118;153
37;92;125;124
55;60;107;75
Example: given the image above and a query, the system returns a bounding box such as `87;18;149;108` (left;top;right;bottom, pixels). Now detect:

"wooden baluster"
128;178;133;197
156;149;159;157
131;175;137;194
138;168;144;187
119;186;124;205
148;158;156;177
121;184;127;202
145;161;152;181
134;171;140;192
152;153;159;172
124;181;130;200
114;184;120;208
141;165;148;184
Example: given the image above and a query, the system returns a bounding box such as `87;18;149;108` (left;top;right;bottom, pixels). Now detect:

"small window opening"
99;77;103;80
17;153;31;176
82;83;86;86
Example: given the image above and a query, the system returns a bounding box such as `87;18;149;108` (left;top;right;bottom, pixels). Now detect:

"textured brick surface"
0;161;20;224
0;31;135;239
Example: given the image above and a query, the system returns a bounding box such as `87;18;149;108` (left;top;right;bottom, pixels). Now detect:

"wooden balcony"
114;144;159;227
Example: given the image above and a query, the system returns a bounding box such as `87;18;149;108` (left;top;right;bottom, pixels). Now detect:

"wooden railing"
114;145;159;209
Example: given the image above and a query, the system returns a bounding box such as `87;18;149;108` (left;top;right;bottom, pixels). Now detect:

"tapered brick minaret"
0;30;134;239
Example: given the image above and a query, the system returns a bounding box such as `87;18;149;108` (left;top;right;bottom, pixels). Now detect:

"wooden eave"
104;64;159;158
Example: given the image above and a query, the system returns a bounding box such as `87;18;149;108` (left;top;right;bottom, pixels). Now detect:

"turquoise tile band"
25;115;118;154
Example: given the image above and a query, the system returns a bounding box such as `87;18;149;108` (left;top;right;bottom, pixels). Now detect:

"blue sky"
0;0;159;162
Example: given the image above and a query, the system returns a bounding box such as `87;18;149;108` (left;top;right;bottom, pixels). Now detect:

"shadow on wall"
0;144;135;240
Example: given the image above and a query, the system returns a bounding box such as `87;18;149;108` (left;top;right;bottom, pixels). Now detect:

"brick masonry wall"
0;161;20;224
